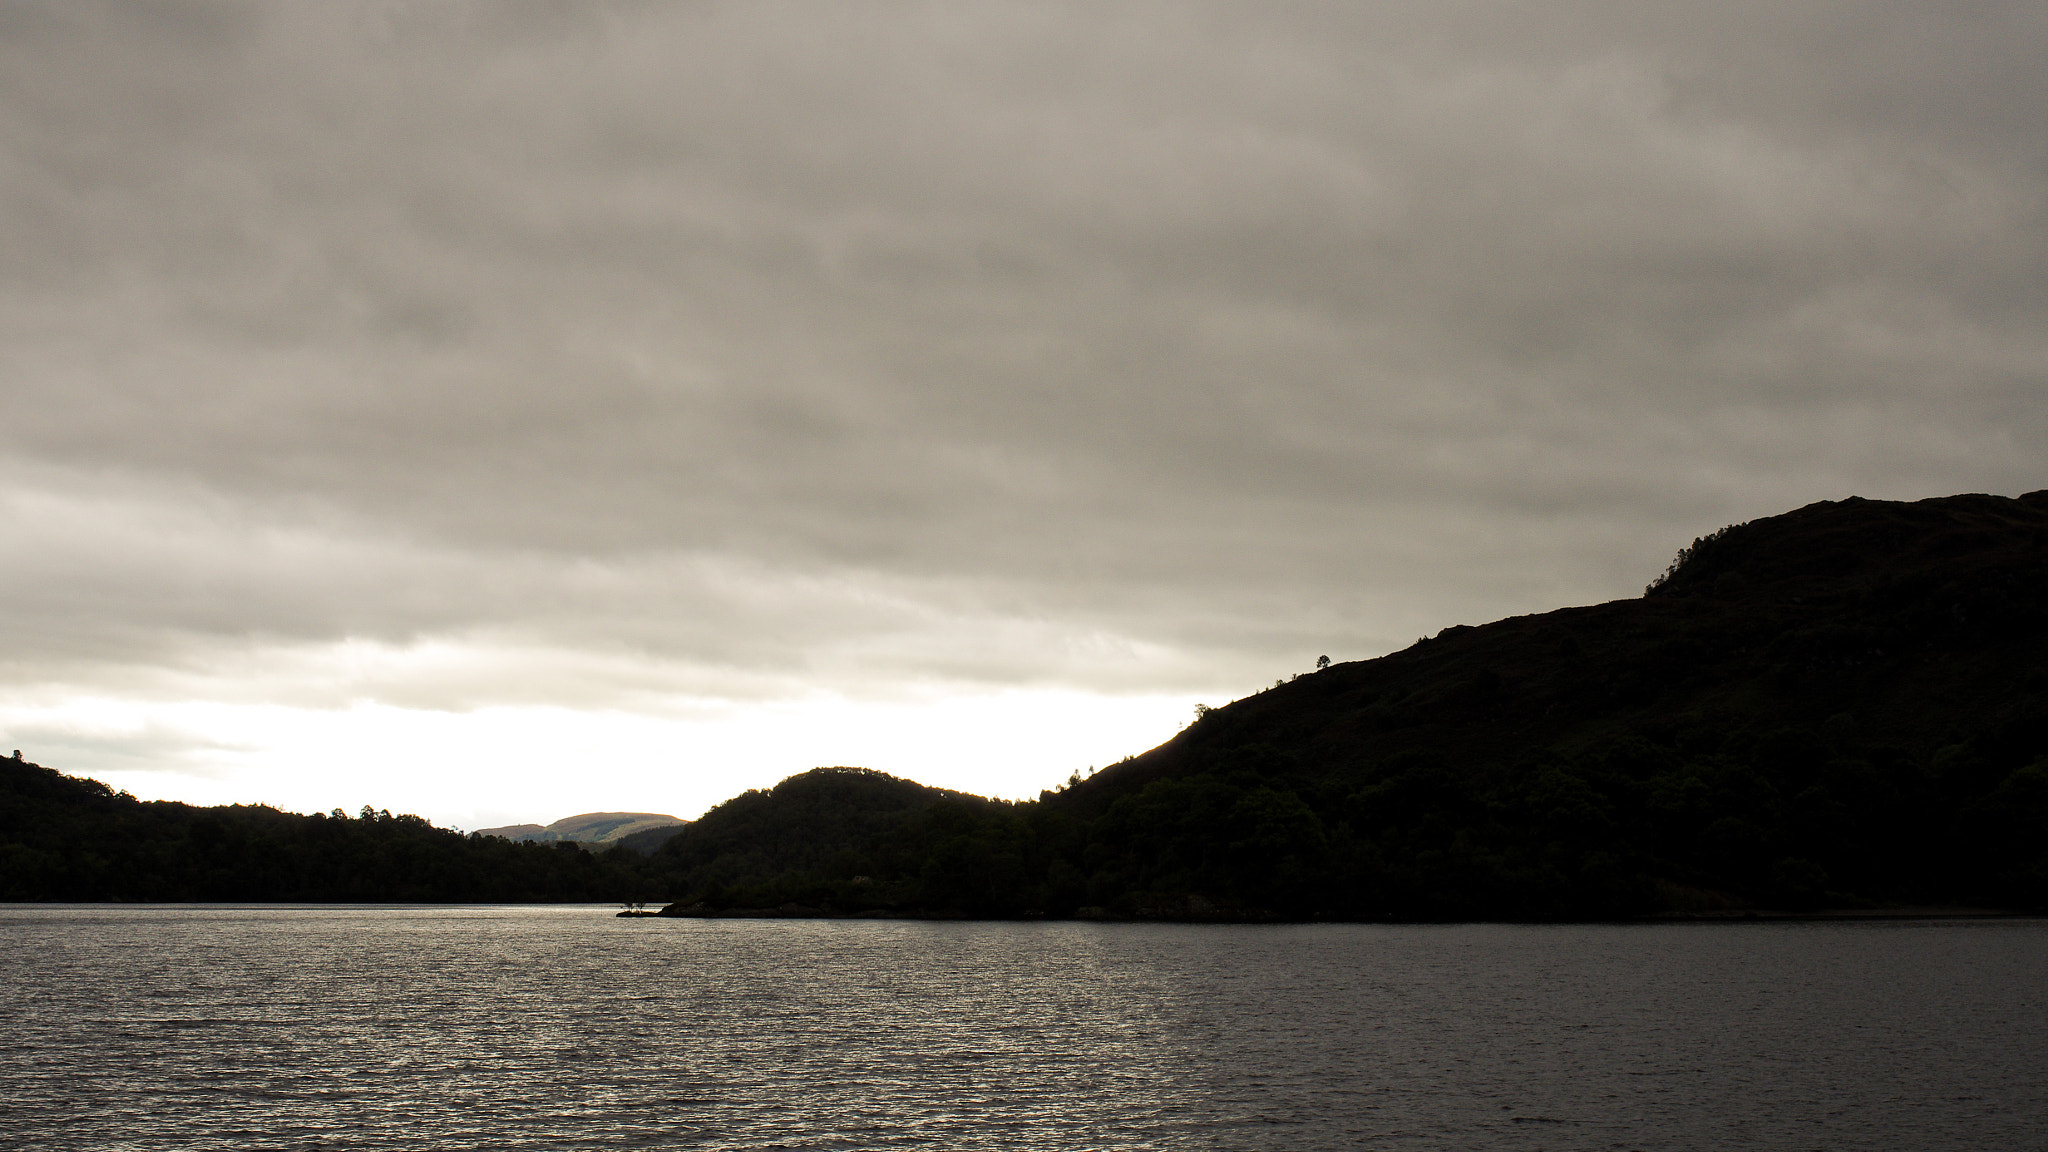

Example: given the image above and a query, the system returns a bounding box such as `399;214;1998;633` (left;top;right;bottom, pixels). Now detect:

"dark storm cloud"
1;1;2042;704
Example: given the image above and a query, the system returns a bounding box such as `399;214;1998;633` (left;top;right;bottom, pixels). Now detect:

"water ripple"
1;907;2043;1150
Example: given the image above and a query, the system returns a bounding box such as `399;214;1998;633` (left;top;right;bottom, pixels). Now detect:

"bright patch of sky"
1;2;2042;824
0;688;1203;827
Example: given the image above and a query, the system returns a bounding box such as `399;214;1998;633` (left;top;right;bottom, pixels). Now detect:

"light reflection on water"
1;906;2042;1150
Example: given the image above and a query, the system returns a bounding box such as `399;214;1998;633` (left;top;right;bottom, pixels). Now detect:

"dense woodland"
7;491;2047;918
0;758;659;903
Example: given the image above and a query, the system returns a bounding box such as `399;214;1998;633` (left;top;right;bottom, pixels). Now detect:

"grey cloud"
1;1;2043;709
0;713;247;781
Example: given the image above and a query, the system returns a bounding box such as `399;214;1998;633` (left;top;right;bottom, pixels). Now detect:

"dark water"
1;907;2042;1150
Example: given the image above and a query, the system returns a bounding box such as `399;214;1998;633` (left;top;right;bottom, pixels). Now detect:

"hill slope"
661;491;2048;919
476;812;687;847
1045;491;2048;917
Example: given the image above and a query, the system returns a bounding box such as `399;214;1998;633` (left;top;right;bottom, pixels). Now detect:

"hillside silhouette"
7;491;2045;917
654;491;2048;919
650;767;1000;912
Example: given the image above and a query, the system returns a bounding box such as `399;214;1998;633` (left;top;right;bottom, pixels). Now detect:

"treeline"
0;756;660;902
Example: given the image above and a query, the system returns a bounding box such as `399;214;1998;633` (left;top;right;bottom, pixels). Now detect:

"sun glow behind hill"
0;688;1206;832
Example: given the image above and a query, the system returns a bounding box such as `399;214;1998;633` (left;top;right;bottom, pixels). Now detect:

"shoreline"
649;902;2031;924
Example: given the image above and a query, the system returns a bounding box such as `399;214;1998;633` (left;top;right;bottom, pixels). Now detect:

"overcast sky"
2;1;2043;827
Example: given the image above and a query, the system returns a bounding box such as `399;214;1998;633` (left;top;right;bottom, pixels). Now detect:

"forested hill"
0;755;659;902
1034;490;2048;916
647;767;999;910
658;491;2048;919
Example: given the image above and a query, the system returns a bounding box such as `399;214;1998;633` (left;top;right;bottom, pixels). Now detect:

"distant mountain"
653;491;2048;919
476;812;687;848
